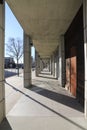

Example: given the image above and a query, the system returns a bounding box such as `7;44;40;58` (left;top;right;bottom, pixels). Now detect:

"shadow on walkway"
0;118;12;130
30;85;84;113
4;81;86;130
5;70;17;78
40;72;51;75
38;75;57;80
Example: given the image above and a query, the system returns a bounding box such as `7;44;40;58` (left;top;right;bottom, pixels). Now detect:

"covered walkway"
0;0;87;128
0;70;87;130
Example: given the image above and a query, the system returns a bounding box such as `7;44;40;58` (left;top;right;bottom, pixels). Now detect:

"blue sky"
5;2;35;63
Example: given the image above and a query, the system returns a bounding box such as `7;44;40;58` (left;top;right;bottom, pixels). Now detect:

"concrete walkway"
0;70;87;130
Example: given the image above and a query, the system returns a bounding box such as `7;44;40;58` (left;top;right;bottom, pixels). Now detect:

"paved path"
0;70;87;130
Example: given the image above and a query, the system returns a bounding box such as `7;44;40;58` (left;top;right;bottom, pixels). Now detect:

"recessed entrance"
70;47;77;97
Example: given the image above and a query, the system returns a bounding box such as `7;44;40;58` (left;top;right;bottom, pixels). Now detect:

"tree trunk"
17;59;19;76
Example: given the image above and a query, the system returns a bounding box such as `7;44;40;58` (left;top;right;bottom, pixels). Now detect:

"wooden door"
70;47;77;97
66;58;70;91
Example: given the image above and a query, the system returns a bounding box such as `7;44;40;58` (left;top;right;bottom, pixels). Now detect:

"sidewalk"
0;70;87;130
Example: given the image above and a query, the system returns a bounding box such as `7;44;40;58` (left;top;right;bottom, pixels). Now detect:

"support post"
55;54;57;78
51;56;53;75
48;58;51;72
40;59;43;72
56;47;59;79
0;2;5;122
35;50;38;76
35;51;40;76
24;33;31;88
58;36;65;87
52;54;55;77
38;56;40;74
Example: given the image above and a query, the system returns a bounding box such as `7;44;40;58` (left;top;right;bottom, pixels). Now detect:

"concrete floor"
0;70;87;130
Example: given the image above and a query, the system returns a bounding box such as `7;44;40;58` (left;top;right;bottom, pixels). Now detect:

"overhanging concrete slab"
6;0;82;57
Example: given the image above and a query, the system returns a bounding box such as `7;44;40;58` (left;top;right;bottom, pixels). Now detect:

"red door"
66;58;70;91
70;47;77;97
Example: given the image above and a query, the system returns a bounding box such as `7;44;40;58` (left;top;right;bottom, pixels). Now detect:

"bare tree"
6;38;23;76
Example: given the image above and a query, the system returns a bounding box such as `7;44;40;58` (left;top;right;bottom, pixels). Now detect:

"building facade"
4;57;16;68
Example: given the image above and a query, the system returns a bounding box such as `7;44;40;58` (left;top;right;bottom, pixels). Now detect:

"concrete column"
0;1;5;123
53;55;55;77
57;47;59;79
58;36;65;87
56;48;59;79
35;51;40;76
48;58;51;72
35;50;38;76
61;36;65;87
52;54;55;77
55;54;57;78
41;60;44;71
51;56;53;75
58;42;62;85
40;59;43;72
49;58;51;73
39;59;41;72
24;33;31;88
38;56;40;74
83;0;87;117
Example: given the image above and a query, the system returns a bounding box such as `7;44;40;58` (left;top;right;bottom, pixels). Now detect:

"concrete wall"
65;5;84;105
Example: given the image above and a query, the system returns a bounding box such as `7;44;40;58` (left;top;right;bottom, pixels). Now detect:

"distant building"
4;57;16;68
31;56;35;68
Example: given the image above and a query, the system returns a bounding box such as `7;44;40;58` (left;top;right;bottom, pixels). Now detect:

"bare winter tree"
6;38;23;76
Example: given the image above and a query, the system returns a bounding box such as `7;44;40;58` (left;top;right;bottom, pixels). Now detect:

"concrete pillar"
56;48;59;79
39;59;41;72
35;51;40;76
52;54;55;77
61;36;65;87
41;60;44;71
53;55;55;77
24;33;31;88
35;50;38;76
51;56;53;75
83;0;87;117
58;42;62;85
57;47;59;79
0;1;5;122
55;54;57;78
58;36;65;87
49;58;51;73
40;59;43;72
48;58;51;72
38;56;40;74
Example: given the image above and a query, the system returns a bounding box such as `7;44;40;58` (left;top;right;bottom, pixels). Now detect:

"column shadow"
30;85;84;113
5;81;86;130
38;75;57;80
0;118;12;130
5;70;17;78
40;72;51;75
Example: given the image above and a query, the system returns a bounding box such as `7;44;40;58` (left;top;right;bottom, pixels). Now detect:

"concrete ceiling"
6;0;82;58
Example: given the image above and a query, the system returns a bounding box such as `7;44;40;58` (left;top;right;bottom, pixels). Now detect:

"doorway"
70;47;77;97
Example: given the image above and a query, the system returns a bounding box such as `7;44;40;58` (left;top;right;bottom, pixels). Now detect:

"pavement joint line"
5;81;87;130
4;70;87;130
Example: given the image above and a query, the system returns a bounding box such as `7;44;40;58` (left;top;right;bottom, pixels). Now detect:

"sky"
5;2;35;63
